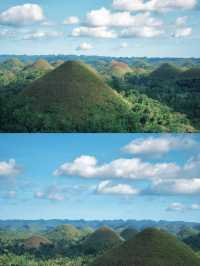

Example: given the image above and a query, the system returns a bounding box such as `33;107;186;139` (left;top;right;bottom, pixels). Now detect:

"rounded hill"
111;60;132;76
150;63;181;80
23;235;52;249
92;228;200;266
120;228;138;241
47;224;81;242
21;60;132;132
25;59;53;71
82;226;123;254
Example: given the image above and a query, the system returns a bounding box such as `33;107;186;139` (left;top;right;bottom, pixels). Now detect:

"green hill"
120;228;138;241
184;233;200;251
111;60;132;76
177;227;199;240
25;59;53;72
47;224;81;242
0;58;24;73
21;60;132;131
52;60;65;68
92;228;200;266
23;235;51;249
82;226;123;254
180;67;200;79
150;63;181;80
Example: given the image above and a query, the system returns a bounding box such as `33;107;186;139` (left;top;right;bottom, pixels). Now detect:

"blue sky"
0;0;199;57
0;133;200;222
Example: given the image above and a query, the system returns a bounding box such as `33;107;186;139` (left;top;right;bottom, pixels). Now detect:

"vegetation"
0;57;199;132
120;228;138;241
92;228;200;266
0;224;200;266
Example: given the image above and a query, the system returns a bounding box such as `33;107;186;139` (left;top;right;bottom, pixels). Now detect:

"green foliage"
0;59;199;132
184;233;200;252
82;227;123;255
120;228;138;241
92;228;200;266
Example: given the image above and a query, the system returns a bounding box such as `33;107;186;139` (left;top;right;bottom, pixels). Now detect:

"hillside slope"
21;60;132;131
92;228;200;266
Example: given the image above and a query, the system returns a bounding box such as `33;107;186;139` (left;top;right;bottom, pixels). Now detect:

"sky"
0;133;200;222
0;0;199;57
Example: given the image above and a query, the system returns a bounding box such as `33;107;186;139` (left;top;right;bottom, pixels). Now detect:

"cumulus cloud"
0;159;21;177
96;180;139;195
0;4;45;26
173;27;192;38
113;0;197;12
85;8;162;28
64;16;79;25
72;26;117;38
76;42;93;51
22;30;63;40
120;26;163;38
53;155;180;180
122;136;197;156
147;178;200;195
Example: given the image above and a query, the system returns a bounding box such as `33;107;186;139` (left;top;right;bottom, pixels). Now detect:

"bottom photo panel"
0;133;200;266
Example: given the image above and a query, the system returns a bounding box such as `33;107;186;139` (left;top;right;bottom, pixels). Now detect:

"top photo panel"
0;0;199;133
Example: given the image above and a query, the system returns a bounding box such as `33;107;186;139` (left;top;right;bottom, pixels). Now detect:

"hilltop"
111;60;133;76
82;226;122;254
47;224;81;242
93;228;200;266
120;228;138;241
24;59;53;71
150;63;181;80
20;60;132;132
23;235;52;249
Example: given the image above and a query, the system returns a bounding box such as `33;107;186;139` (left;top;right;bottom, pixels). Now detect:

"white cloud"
184;154;200;177
148;178;200;195
96;180;139;196
123;136;197;156
72;26;117;38
23;30;63;40
113;0;197;12
167;202;186;212
176;16;188;27
120;26;163;38
85;8;162;28
77;42;93;51
173;27;192;38
0;4;45;26
54;155;180;180
0;159;21;177
34;185;65;202
167;202;200;212
64;16;79;25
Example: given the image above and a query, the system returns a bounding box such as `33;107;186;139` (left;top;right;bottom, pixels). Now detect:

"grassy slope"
47;224;81;242
92;228;200;266
21;61;132;131
83;227;123;254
